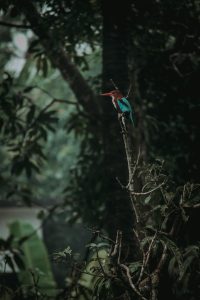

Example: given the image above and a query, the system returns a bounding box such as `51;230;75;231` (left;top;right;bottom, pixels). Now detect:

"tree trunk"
101;0;137;254
19;0;98;117
19;0;143;253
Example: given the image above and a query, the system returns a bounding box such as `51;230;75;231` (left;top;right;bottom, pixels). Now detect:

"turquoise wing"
117;97;131;113
118;97;134;125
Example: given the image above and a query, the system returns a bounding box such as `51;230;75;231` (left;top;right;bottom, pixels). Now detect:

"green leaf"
13;252;25;270
5;254;15;272
37;210;46;220
38;126;48;141
32;161;41;172
96;242;110;249
9;221;56;292
26;105;36;125
129;261;142;274
144;195;151;204
42;57;48;77
11;158;24;175
23;86;35;93
161;236;184;280
86;243;97;248
25;161;32;178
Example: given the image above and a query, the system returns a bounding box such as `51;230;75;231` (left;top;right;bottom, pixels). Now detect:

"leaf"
23;86;35;93
6;190;15;199
25;161;32;178
129;261;142;274
161;236;184;280
10;6;20;17
38;126;48;141
5;235;14;248
144;195;151;204
141;236;152;249
5;254;15;272
29;39;40;52
18;235;31;245
37;210;46;220
86;243;97;248
64;246;72;256
30;143;46;160
26;105;36;124
38;111;58;124
9;221;56;289
28;160;41;174
13;252;25;270
11;158;24;176
96;242;110;249
44;110;57;116
42;57;48;77
36;56;42;73
168;256;176;277
179;255;195;280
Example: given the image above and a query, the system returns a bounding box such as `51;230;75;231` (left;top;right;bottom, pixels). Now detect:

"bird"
101;89;134;126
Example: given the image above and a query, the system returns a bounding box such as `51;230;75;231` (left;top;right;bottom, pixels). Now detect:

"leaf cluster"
0;72;58;179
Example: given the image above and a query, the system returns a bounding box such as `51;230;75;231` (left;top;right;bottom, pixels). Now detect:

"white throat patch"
111;96;117;109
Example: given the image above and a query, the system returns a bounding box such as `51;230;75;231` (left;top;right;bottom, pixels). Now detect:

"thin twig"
99;232;116;244
111;230;120;257
150;243;168;300
137;232;157;285
126;148;141;189
120;264;148;300
110;78;119;90
157;244;168;272
0;20;30;29
30;270;39;300
116;176;126;189
133;228;141;249
130;181;166;196
183;203;200;208
74;268;104;279
126;84;132;98
117;231;122;264
130;194;140;223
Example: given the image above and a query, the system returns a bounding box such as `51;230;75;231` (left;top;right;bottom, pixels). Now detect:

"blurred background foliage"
0;26;101;202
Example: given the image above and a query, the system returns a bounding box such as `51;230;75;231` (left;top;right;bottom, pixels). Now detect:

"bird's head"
101;89;123;100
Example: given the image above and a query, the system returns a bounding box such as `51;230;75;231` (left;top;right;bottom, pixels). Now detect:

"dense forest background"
0;0;200;299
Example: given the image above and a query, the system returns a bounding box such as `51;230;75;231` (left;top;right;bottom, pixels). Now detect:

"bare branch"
116;176;126;189
18;0;98;117
120;263;148;300
130;181;166;196
183;203;200;209
117;231;122;264
137;232;157;285
126;84;132;98
110;78;119;90
126;147;141;189
131;194;140;223
111;230;120;257
0;20;30;29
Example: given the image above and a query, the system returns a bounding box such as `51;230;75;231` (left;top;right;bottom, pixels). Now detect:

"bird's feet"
118;113;128;133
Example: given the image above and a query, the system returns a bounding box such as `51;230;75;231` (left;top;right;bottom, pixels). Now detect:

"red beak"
100;92;112;96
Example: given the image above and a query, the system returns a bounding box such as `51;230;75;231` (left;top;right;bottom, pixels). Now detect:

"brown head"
101;89;123;100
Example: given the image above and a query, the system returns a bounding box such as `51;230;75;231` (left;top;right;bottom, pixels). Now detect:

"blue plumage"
117;97;134;126
101;90;135;126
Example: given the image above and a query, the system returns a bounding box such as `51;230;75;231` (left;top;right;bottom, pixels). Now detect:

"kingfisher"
101;89;134;126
